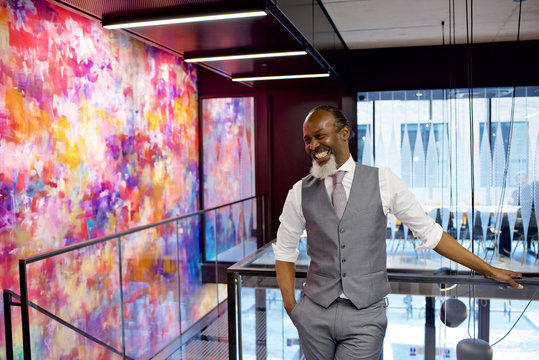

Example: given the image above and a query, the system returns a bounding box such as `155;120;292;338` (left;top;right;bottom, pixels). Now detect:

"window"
358;87;539;273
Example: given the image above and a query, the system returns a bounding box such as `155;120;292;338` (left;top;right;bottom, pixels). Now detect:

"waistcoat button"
341;244;346;249
342;259;346;263
340;228;344;233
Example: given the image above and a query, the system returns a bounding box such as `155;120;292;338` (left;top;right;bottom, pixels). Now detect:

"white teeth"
315;151;328;159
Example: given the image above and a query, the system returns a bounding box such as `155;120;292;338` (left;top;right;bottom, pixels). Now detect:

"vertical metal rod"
236;273;243;360
198;98;207;262
215;209;220;289
3;290;14;360
18;260;31;359
424;296;435;360
175;220;183;344
227;271;237;360
372;101;376;164
242;203;246;258
256;197;263;249
478;299;490;343
118;237;127;359
261;196;266;245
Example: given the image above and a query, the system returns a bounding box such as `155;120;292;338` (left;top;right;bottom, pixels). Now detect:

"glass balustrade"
228;241;539;360
5;195;264;359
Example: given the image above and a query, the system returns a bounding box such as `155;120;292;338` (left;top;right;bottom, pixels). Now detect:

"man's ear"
340;126;350;142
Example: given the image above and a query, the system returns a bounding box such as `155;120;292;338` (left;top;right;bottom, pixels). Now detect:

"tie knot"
332;171;346;185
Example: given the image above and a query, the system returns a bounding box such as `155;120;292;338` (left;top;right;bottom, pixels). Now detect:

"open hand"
485;267;523;289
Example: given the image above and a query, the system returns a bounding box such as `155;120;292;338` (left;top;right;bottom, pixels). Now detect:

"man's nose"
309;140;319;151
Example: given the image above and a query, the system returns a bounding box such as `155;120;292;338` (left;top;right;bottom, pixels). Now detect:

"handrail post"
236;272;243;360
4;290;14;360
19;260;31;359
262;195;266;245
227;271;237;360
117;236;127;359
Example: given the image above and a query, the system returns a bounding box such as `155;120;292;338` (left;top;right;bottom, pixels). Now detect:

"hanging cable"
486;0;531;349
466;0;476;257
464;0;478;340
492;0;523;259
446;0;457;262
491;288;539;346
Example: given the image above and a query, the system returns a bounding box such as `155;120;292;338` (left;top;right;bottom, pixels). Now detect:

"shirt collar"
338;155;355;173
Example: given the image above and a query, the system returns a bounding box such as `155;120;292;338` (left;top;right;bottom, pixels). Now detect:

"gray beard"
310;154;338;179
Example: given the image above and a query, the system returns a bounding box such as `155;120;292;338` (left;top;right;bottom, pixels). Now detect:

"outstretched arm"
276;260;297;316
434;232;523;288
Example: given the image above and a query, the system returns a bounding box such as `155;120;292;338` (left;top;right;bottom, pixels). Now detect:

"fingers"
491;269;524;289
508;278;524;289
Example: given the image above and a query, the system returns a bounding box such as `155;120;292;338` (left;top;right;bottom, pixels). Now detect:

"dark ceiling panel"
52;0;338;81
129;16;299;54
56;0;260;18
216;55;326;77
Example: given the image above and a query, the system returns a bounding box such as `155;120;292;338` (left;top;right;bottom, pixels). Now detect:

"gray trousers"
290;296;387;360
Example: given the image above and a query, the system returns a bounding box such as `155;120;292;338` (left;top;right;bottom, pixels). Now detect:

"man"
273;105;522;360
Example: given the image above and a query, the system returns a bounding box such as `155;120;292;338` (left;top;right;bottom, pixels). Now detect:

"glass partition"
228;242;539;360
205;200;258;262
202;97;257;263
358;87;539;274
121;222;180;358
25;240;123;356
29;308;124;359
10;195;263;359
178;215;220;331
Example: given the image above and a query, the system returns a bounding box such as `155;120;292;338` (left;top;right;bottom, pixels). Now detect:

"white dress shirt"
273;155;443;262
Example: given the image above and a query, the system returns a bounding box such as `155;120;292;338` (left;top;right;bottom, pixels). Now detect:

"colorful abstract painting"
202;97;256;261
0;0;202;358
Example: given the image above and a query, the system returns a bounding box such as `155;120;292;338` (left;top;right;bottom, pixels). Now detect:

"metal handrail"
227;240;539;286
14;194;265;360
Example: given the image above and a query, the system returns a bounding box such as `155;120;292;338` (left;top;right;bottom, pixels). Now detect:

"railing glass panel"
228;242;539;360
121;222;180;358
26;240;123;356
28;306;124;359
233;276;539;360
206;199;258;263
178;215;221;331
7;195;263;359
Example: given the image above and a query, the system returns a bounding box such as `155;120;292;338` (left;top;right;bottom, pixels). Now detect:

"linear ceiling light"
185;50;307;63
103;10;267;29
232;73;330;82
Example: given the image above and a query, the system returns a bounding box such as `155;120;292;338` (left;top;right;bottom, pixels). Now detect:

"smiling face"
303;109;351;169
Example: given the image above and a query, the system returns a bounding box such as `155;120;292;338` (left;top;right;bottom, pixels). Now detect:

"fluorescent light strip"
185;50;307;63
232;73;330;82
103;11;267;29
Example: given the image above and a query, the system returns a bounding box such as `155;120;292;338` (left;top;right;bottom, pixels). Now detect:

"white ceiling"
321;0;539;49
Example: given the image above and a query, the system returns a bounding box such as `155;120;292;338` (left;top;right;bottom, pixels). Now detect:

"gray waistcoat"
302;162;391;309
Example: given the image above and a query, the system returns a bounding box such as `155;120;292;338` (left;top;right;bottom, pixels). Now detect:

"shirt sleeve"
272;181;305;262
379;168;443;250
